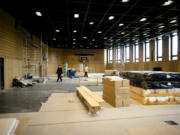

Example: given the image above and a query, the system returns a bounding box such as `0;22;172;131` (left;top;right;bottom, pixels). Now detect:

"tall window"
134;43;139;62
104;49;107;64
124;45;130;63
155;37;163;61
144;41;150;62
116;46;121;63
108;47;113;63
169;32;178;60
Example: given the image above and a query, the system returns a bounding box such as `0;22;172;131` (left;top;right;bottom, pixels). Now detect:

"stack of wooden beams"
76;86;104;114
120;71;180;105
103;76;130;107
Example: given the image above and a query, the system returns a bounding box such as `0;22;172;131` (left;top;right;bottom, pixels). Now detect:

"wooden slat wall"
0;9;48;89
48;48;104;75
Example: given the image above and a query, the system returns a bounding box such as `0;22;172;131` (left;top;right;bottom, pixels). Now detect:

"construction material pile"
103;76;130;107
120;71;180;104
76;86;104;114
120;71;180;89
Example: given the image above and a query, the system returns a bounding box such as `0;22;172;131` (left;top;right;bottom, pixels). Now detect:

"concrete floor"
0;78;102;113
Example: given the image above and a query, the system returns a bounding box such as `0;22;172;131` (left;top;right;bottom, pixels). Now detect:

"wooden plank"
127;125;180;135
0;118;19;135
81;86;104;104
76;87;100;113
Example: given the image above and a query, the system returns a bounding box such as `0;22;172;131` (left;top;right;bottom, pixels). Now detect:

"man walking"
56;65;63;82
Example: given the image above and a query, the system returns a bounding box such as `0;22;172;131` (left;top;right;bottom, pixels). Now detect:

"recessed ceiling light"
74;14;79;18
139;18;147;22
104;37;107;40
83;36;87;39
73;42;76;45
159;25;165;28
170;20;177;23
121;0;129;3
108;16;115;20
56;29;60;32
119;23;124;26
73;30;77;33
73;39;76;41
89;22;94;25
35;11;42;16
97;31;102;34
121;32;125;34
80;45;83;47
53;38;56;40
92;39;95;41
89;43;92;45
162;0;173;6
95;45;98;47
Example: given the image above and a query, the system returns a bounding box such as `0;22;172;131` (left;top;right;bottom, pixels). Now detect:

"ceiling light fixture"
121;0;129;3
119;23;124;26
92;39;95;41
73;39;76;41
89;22;94;25
159;25;165;28
73;30;77;33
74;13;79;18
35;11;42;16
83;36;87;39
89;43;92;45
170;20;177;23
73;42;76;45
108;16;115;20
162;0;173;6
56;29;60;32
95;45;98;47
53;38;56;41
139;18;147;22
104;37;107;40
97;31;102;34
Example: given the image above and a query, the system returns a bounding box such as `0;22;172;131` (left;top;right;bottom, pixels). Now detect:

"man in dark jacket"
56;65;63;82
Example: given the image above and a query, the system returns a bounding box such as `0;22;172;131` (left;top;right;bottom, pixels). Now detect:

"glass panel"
158;39;162;57
172;35;178;56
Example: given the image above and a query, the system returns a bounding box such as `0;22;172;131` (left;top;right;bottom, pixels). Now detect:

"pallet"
80;86;104;105
76;87;101;114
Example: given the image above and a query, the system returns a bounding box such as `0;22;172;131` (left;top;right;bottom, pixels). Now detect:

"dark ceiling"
3;0;180;49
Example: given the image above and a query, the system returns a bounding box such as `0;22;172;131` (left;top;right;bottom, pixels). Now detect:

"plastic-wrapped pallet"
103;76;130;107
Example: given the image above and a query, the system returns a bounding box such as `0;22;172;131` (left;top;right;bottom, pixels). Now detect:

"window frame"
155;37;163;61
134;43;139;62
124;45;130;63
108;47;113;63
116;46;121;63
169;32;178;61
144;41;150;62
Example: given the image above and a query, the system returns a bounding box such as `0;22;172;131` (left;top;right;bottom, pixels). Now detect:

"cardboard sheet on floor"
127;125;180;135
0;118;19;135
40;93;86;112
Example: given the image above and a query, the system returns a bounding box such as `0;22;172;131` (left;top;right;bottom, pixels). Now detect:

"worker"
56;65;63;82
84;65;88;77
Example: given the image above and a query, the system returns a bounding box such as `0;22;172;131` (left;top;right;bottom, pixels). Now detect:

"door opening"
0;58;4;90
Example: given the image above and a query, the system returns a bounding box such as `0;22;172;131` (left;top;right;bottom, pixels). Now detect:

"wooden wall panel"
0;9;48;89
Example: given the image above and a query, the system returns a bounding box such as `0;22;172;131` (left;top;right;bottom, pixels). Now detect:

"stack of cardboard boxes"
103;76;130;107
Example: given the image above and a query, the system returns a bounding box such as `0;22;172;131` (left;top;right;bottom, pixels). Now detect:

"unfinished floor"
0;77;180;135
